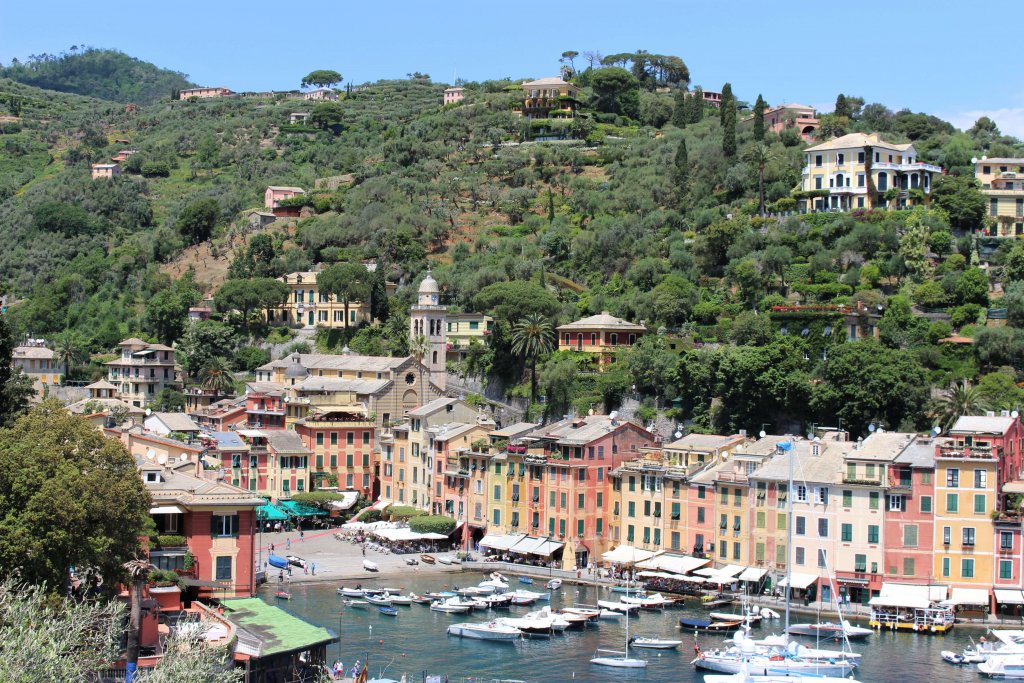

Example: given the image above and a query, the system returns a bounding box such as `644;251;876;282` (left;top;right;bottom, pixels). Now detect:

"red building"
294;406;376;496
141;459;262;598
948;414;1024;502
246;389;287;430
882;437;939;598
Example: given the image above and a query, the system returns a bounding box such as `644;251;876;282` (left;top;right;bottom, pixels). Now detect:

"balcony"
829;186;869;195
873;161;943;174
842;476;884;486
937;445;998;460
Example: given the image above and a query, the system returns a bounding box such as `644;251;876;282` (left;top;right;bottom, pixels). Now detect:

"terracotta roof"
118;337;149;346
85;380;118;390
804;132;913;153
939;335;975;344
142;462;263;507
527;415;651;446
521;77;574;87
13;346;54;359
556;312;646;332
263;430;310;455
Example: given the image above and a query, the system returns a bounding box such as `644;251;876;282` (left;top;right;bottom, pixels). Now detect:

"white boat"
759;608;781;620
344;599;369;609
437;555;454;566
695;626;858;677
787;620;872;640
498;607;567;635
482;593;513;609
546;579;562;590
447;621;522;641
338;587;366;597
479;578;509;592
364;593;392;606
942;650;967;665
711;610;762;624
554;610;592;628
980;655;1024;678
630;636;682;650
703;657;860;683
599;609;622;620
597;599;640;613
388;594;414;606
510;589;548;601
591;649;647;668
363;559;379;572
620;592;670;608
562;607;601;620
430;597;471;614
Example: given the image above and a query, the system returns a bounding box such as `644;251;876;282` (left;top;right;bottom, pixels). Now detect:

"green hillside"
0;48;193;104
2;50;1024;432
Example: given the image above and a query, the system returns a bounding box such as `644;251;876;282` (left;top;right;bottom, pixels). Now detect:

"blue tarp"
268;555;289;569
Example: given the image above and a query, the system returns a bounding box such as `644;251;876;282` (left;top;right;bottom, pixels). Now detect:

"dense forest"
0;48;193;105
2;47;1024;435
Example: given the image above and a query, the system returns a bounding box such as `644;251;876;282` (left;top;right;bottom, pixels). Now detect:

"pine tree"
671;89;687;128
753;94;766;141
687;87;704;124
722;91;737;157
720;83;733;126
834;93;850;118
674;138;689;192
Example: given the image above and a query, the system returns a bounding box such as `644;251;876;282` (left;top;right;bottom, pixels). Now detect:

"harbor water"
261;573;984;682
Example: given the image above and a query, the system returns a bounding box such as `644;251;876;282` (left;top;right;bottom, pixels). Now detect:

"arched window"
877;172;888;191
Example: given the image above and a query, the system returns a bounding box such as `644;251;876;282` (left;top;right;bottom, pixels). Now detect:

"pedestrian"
362;545;366;557
304;564;308;575
311;562;316;576
300;528;305;541
270;543;275;553
287;538;292;550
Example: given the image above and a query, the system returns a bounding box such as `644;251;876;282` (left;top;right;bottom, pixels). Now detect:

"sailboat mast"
784;438;794;631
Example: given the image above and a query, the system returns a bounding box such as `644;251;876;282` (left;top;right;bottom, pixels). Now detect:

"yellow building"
446;313;494;359
266;271;372;329
609;454;672;554
801;133;942;212
934;437;998;592
517;77;581;119
662;432;746;470
12;342;62;398
974;157;1024;236
556;312;646;372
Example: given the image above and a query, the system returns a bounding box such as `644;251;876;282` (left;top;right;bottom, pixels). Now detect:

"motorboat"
599;609;622;620
430;597;471;614
591;649;647;668
702;596;735;610
942;650;967;665
546;579;562;590
609;582;644;593
363;559;379;572
421;554;436;564
979;655;1024;678
409;593;432;605
447;621;523;641
481;593;513;609
426;591;456;600
518;576;534;585
554;610;592;629
630;636;683;650
338;586;366;597
680;617;743;633
343;599;369;608
598;599;640;613
510;589;548;604
479;577;509;592
274;590;291;600
388;594;414;606
694;632;858;677
786;620;872;641
621;592;671;609
702;657;860;683
561;607;601;621
437;555;454;566
378;606;398;617
759;608;781;620
711;611;763;625
268;555;290;570
364;593;392;606
286;555;307;568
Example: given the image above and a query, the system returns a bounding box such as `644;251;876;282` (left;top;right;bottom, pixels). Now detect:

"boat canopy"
995;589;1024;605
942;587;990;606
778;573;817;590
601;545;657;564
869;595;931;610
635;553;709;575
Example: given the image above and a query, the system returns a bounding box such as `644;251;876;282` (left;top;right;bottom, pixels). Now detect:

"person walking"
300;528;305;542
286;538;292;550
270;543;275;554
362;545;366;557
311;562;317;576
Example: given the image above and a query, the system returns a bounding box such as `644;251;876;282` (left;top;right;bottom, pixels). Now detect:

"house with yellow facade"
266;270;373;329
662;432;747;470
105;338;180;408
516;77;581;119
800;133;942;212
974;156;1024;236
12;341;62;398
556;312;646;371
446;313;493;360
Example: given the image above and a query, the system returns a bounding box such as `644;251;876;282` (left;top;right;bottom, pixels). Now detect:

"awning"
257;504;288;521
837;577;870;585
870;595;931;609
507;536;563;556
374;527;424;542
694;567;720;577
149;505;184;515
181;577;231;589
779;573;818;590
279;500;327;517
637;570;681;579
601;545;657;564
879;582;948;603
202;455;221;468
635;553;709;575
479;533;527;551
1004;482;1024;494
995;589;1024;605
327;492;359;511
420;532;449;540
718;564;745;578
237;429;266;438
532;539;564;557
370;498;391;511
739;567;768;582
943;587;990;607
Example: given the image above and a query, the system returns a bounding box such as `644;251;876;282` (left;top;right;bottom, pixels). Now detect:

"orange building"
556;312;646;371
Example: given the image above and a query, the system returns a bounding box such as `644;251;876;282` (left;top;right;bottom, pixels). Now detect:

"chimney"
739;429;747;438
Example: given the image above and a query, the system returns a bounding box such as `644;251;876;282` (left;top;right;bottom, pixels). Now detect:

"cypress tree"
548;189;556;224
720;83;733;126
674;137;689;191
722;94;737;157
834;93;849;118
671;89;687;128
687;87;704;124
753;94;766;141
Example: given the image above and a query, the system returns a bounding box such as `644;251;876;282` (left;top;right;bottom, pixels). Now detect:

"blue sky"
4;0;1024;136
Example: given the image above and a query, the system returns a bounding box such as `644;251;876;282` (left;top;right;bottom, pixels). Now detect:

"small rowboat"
343;599;369;608
379;606;399;616
629;636;683;650
405;557;419;566
421;554;437;564
409;593;432;605
519;576;534;585
942;650;967;665
363;559;379;572
679;617;743;632
275;590;291;600
546;579;562;590
365;593;392;606
599;609;622;620
437;556;454;566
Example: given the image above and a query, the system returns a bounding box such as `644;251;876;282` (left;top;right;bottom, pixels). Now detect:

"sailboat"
591;566;647;668
694;439;860;680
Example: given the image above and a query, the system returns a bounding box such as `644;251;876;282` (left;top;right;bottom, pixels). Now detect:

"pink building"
702;90;723;108
91;163;121;180
524;415;657;567
179;87;232;99
882;437;938;603
443;87;465;105
264;185;305;209
687;464;719;558
947;414;1024;501
756;103;819;140
303;88;338;101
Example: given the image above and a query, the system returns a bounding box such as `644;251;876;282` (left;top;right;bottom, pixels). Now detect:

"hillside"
4;50;1024;433
0;48;193;104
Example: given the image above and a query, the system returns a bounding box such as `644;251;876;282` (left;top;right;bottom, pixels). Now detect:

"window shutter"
211;513;218;536
232;514;240;538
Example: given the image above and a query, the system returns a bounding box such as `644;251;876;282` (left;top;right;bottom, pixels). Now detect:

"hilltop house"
264;186;305;209
179;87;232;99
743;103;818;140
91;163;121;180
265;269;376;329
12;340;61;397
303;88;338;101
556;312;646;371
974;157;1024;236
443;87;465;105
516;77;581;119
800;133;942;212
105;338;180;408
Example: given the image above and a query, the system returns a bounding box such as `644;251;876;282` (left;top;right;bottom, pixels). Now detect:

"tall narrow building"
409;269;447;391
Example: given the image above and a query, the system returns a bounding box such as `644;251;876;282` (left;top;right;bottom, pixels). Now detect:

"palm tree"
743;143;778;216
53;331;86;379
511;313;556;404
200;357;235;395
122;558;152;682
934;381;989;432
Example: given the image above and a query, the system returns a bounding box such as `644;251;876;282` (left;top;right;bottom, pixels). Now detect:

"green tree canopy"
301;69;342;89
175;198;219;244
591;67;640;118
0;401;150;591
213;277;289;327
931;175;987;231
471;280;561;325
317;262;372;337
309;101;344;133
409;515;457;535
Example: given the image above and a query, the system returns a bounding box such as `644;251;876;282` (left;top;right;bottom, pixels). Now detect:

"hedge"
409;515;457;535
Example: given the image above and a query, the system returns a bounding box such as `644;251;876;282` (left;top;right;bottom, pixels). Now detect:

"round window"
405;372;415;385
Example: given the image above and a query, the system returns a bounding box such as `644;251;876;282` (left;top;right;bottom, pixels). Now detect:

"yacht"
447;621;523;642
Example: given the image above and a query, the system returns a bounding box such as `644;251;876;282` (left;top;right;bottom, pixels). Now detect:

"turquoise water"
261;574;981;683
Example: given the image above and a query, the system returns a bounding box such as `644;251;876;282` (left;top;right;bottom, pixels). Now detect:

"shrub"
140;161;170;177
148;568;183;587
387;505;425;521
409;515;457;535
156;534;187;548
233;345;270;372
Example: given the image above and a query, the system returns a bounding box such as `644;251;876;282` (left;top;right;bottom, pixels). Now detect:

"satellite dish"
868;423;877;433
1013;411;1020;419
674;431;682;440
721;450;729;461
814;436;821;443
157;453;167;465
758;430;766;438
932;426;941;436
877;427;885;434
609;411;619;420
145;408;152;416
146;447;156;460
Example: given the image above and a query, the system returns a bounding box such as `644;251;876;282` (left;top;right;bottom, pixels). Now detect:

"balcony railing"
937;445;998;460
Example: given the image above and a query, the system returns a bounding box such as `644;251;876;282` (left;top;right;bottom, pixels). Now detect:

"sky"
4;0;1024;136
